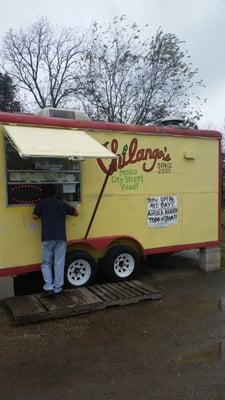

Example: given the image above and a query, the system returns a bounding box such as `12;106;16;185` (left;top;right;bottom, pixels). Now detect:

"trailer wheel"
64;251;97;288
103;245;140;281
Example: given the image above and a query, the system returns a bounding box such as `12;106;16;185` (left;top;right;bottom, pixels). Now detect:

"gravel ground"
1;251;225;400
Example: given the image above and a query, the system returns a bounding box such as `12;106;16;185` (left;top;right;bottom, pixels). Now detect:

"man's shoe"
44;290;55;297
54;290;63;296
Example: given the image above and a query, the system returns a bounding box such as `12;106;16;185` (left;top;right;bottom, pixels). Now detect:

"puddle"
220;296;225;311
220;340;225;360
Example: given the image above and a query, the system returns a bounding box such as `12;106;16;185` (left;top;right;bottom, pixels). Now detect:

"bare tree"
77;16;205;124
2;18;83;109
1;16;205;122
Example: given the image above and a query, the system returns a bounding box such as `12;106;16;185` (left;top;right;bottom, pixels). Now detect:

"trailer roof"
0;111;221;139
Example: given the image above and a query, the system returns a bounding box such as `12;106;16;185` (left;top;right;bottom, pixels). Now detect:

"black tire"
103;245;140;281
64;251;97;288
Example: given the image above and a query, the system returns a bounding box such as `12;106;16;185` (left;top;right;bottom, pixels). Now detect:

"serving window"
5;139;81;205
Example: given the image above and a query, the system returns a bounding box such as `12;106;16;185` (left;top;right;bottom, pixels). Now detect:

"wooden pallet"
5;280;162;325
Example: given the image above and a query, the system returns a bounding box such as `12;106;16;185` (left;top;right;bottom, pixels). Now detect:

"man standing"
33;184;78;296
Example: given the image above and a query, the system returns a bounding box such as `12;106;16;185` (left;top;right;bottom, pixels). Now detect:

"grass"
221;209;225;269
221;253;225;270
222;208;225;241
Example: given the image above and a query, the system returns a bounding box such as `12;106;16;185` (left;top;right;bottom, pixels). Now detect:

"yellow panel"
81;131;219;247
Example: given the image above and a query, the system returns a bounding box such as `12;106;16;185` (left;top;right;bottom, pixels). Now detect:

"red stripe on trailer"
0;263;41;277
0;111;222;139
218;140;222;243
144;240;220;255
0;239;220;277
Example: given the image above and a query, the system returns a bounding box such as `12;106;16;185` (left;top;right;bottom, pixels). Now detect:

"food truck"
0;109;221;291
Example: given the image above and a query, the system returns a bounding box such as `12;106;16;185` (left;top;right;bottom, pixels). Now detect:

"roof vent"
160;116;185;127
38;107;90;120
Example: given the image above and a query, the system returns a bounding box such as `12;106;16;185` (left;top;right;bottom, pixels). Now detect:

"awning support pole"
84;160;113;239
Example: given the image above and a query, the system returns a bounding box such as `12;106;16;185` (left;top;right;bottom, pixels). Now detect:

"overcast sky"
1;0;225;130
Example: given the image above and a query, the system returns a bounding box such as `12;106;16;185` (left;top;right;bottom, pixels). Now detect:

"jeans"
41;240;67;293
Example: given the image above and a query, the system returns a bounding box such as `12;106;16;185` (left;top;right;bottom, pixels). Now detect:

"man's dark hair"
44;184;57;197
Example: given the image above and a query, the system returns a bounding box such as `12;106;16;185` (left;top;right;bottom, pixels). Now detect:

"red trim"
0;239;220;277
218;140;222;242
0;263;40;277
144;241;220;255
0;111;221;139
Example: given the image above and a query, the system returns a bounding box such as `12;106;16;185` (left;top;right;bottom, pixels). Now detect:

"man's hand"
33;213;39;220
73;208;78;217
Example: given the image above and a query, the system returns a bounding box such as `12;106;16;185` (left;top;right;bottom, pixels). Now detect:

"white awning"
3;125;117;159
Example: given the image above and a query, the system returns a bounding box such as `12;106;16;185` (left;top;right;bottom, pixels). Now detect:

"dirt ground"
1;251;225;400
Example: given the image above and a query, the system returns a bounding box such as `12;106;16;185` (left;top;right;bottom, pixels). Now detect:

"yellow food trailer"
0;110;221;291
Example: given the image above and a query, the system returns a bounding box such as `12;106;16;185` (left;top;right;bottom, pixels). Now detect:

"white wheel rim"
67;259;92;286
114;253;135;278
